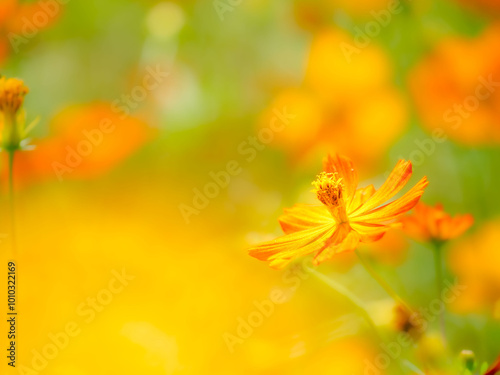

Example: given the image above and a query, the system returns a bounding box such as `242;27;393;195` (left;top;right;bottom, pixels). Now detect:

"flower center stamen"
312;172;349;223
313;172;343;206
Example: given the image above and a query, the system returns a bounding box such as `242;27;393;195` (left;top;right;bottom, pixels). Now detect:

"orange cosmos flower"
325;0;392;17
260;29;407;173
0;0;62;65
409;24;500;146
401;203;473;243
292;0;390;31
448;220;500;316
2;103;154;187
248;154;428;269
456;0;500;14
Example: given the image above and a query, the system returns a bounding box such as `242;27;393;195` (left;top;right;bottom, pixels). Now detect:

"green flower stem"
307;266;416;374
401;359;425;374
433;242;445;341
355;250;414;315
306;266;379;337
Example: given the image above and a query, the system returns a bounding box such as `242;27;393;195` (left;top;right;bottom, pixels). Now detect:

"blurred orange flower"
292;0;331;31
6;103;154;186
0;0;62;64
260;28;408;172
456;0;500;14
325;0;392;17
410;24;500;145
293;0;394;29
248;154;428;269
448;220;500;316
401;202;473;243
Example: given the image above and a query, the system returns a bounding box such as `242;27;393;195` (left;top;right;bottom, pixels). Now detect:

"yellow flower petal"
248;223;336;269
313;228;359;265
353;176;428;224
279;204;332;234
348;184;376;214
353;160;413;216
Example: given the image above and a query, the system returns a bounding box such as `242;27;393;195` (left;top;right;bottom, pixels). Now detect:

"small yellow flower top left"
0;77;29;115
0;76;33;152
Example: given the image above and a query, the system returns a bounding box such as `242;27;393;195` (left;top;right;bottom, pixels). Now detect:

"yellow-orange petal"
6;1;61;35
402;202;474;242
353;160;413;216
313;229;360;265
348;185;376;214
446;214;474;239
429;209;473;241
353;176;428;224
268;224;338;261
350;222;392;243
0;0;17;24
279;204;332;234
323;153;358;203
248;223;336;269
401;215;431;242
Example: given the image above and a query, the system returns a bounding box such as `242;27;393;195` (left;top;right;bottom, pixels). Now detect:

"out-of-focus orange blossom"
260;29;408;172
410;24;500;146
401;202;473;243
0;0;17;63
293;0;398;29
0;0;61;64
448;220;500;316
325;0;393;17
4;103;154;187
292;0;331;31
456;0;500;14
